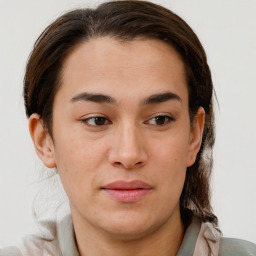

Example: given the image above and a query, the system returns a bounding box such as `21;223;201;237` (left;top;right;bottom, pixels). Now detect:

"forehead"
59;37;188;104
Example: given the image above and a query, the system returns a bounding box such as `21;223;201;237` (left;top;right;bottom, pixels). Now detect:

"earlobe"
29;114;56;168
187;107;205;167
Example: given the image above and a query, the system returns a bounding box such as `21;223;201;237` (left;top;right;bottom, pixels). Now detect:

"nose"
108;123;149;169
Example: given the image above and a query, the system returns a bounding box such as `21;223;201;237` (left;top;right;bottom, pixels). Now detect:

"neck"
72;206;185;256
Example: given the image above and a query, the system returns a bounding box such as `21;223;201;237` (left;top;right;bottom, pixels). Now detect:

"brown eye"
83;117;110;126
147;115;174;126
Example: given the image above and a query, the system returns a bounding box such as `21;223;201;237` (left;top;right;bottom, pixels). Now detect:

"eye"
146;115;175;126
82;116;111;126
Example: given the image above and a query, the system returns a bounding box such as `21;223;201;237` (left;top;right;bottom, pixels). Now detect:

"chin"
106;224;155;241
100;213;167;241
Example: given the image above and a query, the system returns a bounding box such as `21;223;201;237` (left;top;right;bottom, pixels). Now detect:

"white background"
0;0;256;247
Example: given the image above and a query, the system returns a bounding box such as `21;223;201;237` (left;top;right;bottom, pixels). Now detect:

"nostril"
113;161;144;169
115;162;122;166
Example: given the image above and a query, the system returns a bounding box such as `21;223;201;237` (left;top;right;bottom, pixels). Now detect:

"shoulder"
0;246;23;256
0;234;61;256
0;220;60;256
219;237;256;256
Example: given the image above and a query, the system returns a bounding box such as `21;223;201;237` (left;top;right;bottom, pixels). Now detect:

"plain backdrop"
0;0;256;247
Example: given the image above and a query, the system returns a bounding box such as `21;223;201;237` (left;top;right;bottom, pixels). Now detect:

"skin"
29;37;205;256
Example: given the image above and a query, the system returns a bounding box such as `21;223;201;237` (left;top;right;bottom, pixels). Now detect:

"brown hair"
24;0;217;227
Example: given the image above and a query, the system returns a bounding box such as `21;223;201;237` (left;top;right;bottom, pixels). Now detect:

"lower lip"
102;188;151;203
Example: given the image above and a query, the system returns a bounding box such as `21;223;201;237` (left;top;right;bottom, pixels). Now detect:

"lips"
101;180;152;203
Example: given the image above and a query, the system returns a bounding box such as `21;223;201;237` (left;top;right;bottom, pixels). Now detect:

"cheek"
54;127;105;167
151;132;190;168
155;153;187;196
149;133;189;194
52;130;107;194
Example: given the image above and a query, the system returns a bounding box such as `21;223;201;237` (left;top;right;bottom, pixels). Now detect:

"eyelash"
81;114;175;127
145;115;175;126
81;116;112;127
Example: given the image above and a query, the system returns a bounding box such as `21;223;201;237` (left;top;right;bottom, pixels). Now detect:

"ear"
29;114;56;168
187;107;205;167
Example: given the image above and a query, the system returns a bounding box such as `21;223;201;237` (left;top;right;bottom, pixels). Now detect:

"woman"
1;1;255;255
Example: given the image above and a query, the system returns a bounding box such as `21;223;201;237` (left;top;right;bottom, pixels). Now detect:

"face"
31;37;204;240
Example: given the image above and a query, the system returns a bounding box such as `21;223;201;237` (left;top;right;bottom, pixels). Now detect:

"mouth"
101;180;152;203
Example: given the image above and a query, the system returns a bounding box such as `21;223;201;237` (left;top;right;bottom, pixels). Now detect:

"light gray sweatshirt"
1;215;256;256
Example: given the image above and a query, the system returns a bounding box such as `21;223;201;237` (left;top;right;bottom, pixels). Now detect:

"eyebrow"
70;91;181;105
142;92;182;105
71;92;116;104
